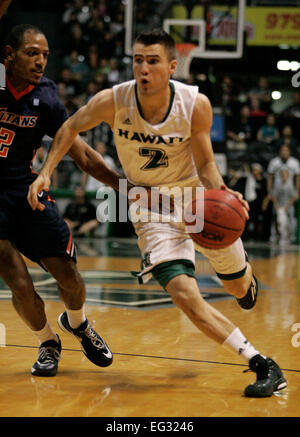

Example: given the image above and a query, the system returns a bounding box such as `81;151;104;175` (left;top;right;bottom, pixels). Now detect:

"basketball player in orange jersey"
28;29;287;397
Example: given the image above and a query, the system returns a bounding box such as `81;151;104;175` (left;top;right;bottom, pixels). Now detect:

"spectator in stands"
271;166;298;245
267;144;300;243
275;124;299;152
243;163;271;241
248;95;268;119
83;45;110;91
107;58;121;87
226;162;248;195
82;141;117;193
85;44;101;79
99;31;116;58
134;7;149;35
57;81;68;106
98;58;110;75
96;0;108;17
62;49;89;90
63;186;99;237
256;113;280;145
247;95;268;141
267;144;300;197
86;17;106;48
221;74;240;117
64;22;88;57
110;11;124;37
227;105;254;151
282;91;300;138
114;38;124;61
248;76;272;113
58;67;81;97
79;80;98;105
93;71;108;92
62;0;91;26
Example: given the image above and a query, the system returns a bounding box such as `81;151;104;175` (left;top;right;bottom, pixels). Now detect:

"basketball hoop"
174;43;197;80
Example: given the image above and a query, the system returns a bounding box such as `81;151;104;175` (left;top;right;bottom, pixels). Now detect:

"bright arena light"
277;60;290;71
290;61;300;71
272;91;282;100
277;60;300;71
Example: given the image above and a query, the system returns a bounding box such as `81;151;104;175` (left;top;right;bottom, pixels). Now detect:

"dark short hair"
5;24;45;51
280;143;291;151
134;28;176;61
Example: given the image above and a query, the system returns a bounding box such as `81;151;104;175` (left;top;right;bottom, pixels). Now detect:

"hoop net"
174;42;197;80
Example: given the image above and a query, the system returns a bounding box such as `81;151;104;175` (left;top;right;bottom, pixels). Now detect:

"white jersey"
112;80;246;282
267;156;300;185
112;79;199;189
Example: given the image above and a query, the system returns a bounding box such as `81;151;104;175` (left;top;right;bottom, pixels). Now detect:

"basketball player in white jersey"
28;29;287;397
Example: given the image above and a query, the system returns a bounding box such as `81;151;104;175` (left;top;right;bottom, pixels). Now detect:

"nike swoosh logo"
250;281;256;301
103;350;113;359
38;191;43;198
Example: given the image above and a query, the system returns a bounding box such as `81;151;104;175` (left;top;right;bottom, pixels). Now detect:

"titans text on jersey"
0;108;37;127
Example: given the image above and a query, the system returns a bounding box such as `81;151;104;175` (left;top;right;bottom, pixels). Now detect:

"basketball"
185;189;246;249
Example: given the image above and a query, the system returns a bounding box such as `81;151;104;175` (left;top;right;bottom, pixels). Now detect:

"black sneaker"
236;275;258;310
58;312;113;367
244;354;287;397
31;337;61;377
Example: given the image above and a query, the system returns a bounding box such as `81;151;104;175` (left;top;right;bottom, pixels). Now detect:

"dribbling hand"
221;185;249;220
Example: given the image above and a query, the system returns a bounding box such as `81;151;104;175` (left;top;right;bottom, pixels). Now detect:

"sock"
32;322;58;345
223;327;261;362
66;306;86;329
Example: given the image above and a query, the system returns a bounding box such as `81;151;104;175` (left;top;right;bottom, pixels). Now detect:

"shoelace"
38;346;60;363
243;363;269;379
83;321;105;349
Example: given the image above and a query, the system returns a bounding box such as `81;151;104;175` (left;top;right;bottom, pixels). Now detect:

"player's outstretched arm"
28;89;115;211
42;88;114;177
191;94;249;219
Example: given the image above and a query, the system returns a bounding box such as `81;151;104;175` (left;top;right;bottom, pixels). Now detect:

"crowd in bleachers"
217;74;300;244
47;0;162;191
31;0;300;244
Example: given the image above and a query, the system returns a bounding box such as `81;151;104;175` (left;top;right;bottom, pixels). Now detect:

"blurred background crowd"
1;0;300;244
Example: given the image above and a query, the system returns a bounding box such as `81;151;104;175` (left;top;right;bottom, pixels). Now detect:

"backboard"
124;0;246;79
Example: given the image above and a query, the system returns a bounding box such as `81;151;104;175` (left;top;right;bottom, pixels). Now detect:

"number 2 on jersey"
0;127;15;158
139;147;168;170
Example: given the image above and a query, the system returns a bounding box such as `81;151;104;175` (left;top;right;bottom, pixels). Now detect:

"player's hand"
27;174;51;211
221;185;249;220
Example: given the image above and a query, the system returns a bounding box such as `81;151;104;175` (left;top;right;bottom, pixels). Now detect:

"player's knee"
171;287;211;327
44;257;84;292
222;263;253;298
171;289;189;309
57;270;84;293
170;285;204;312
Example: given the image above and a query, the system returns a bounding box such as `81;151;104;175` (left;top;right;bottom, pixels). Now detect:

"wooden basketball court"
0;237;299;418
